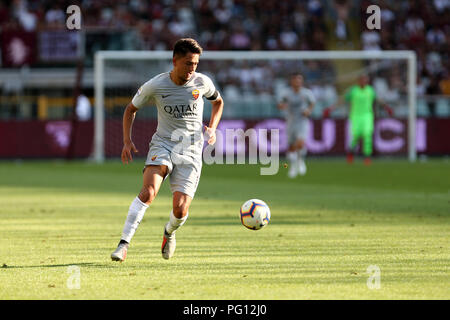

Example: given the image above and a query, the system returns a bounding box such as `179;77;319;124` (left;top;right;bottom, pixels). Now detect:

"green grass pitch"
0;159;448;299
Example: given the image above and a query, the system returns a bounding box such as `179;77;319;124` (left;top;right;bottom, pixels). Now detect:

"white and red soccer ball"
240;199;271;230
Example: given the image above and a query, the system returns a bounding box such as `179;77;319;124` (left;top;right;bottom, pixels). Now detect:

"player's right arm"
277;100;288;110
373;89;394;116
323;87;352;117
121;102;139;164
121;79;155;164
277;94;288;110
302;89;316;117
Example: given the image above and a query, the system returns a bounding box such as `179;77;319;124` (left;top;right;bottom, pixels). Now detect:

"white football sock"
121;197;149;243
165;211;188;235
298;147;307;159
297;148;307;175
287;151;298;165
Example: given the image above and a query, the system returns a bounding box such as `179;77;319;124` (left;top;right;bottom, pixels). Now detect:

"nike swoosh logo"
162;94;171;98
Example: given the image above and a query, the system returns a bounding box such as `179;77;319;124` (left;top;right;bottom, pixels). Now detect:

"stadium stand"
0;0;448;120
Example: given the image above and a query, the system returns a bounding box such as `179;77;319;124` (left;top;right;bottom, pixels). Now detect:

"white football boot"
298;158;307;176
161;223;176;260
111;242;128;262
288;162;298;178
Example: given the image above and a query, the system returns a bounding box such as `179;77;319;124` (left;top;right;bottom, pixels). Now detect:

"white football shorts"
144;141;202;199
287;118;309;145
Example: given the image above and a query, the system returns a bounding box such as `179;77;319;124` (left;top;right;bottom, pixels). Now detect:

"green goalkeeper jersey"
345;85;376;119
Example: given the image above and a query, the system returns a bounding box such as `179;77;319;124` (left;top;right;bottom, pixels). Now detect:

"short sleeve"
344;86;354;102
131;79;155;108
203;75;220;100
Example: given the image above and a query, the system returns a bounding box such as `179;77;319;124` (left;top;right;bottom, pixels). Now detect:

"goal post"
93;50;417;163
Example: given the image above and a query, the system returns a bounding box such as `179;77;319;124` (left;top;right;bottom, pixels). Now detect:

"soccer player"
277;73;315;178
323;74;392;165
111;38;224;261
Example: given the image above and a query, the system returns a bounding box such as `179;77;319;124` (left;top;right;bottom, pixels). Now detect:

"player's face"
290;75;303;89
173;52;200;83
358;75;369;87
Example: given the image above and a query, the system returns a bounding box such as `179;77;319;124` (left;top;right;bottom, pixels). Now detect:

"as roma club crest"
151;155;157;161
192;89;199;100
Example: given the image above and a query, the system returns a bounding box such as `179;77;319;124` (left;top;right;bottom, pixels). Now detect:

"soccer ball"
240;199;271;230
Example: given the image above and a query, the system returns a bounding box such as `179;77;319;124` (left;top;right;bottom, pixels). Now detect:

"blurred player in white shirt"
278;73;315;178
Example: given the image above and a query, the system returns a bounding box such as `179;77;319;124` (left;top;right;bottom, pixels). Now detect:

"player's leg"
348;117;362;163
286;124;299;178
111;165;168;262
296;118;309;175
171;191;192;222
161;191;192;260
290;138;307;175
112;142;173;261
287;146;298;178
122;165;168;240
162;154;200;259
297;140;307;176
362;117;374;165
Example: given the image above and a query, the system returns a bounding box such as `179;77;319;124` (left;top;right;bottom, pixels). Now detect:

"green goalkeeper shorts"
350;115;374;156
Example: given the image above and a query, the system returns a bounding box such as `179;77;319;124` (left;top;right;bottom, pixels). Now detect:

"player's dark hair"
173;38;203;58
359;72;369;79
290;72;303;78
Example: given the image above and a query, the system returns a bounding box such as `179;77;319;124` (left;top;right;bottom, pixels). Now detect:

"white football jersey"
132;72;220;156
279;87;316;123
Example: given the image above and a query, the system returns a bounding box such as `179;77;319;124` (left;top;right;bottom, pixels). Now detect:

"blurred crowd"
0;0;449;115
359;0;450;115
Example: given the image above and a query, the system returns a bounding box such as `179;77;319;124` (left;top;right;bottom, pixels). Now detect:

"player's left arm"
373;88;394;116
204;96;224;145
302;90;316;117
323;86;352;117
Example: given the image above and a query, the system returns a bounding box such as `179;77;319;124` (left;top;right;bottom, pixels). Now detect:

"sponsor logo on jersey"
164;103;198;118
192;89;199;100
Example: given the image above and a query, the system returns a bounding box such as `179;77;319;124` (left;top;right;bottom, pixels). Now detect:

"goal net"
93;50;417;163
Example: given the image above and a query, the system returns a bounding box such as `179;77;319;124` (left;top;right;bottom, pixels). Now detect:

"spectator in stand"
229;23;251;50
44;3;65;27
0;0;448;121
405;12;426;47
361;27;381;51
334;0;350;41
439;72;450;96
426;25;446;49
426;72;442;117
280;25;299;50
12;0;37;31
0;1;9;25
433;0;450;14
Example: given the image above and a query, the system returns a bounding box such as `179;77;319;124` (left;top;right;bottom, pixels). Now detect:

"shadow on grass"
1;161;448;218
1;262;108;269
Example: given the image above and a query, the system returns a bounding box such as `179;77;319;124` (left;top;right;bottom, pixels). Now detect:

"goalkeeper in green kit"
323;74;393;165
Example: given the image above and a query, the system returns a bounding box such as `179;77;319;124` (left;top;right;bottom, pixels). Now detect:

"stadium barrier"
1;118;449;158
